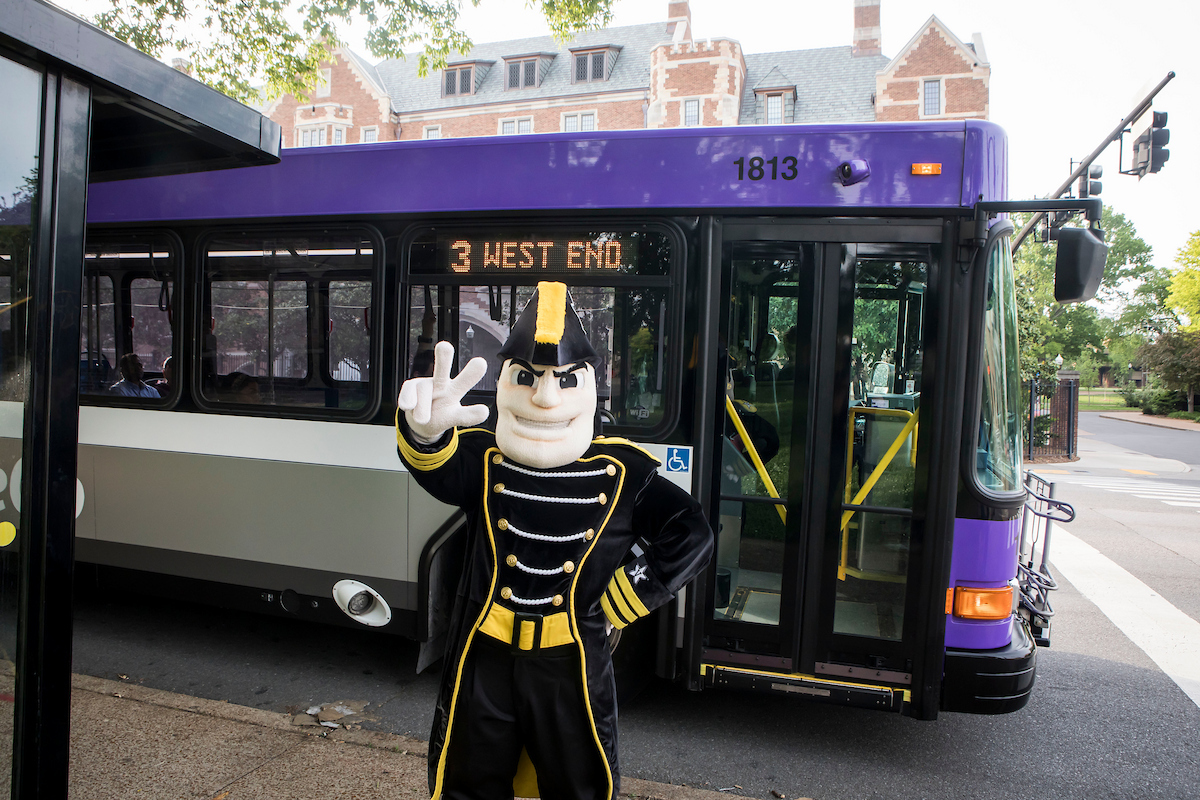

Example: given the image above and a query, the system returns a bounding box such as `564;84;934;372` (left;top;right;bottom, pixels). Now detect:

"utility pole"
1012;71;1175;253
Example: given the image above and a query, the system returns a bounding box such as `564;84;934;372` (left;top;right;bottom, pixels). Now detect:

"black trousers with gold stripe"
441;636;613;800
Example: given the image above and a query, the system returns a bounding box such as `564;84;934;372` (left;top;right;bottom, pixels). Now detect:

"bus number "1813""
734;156;798;182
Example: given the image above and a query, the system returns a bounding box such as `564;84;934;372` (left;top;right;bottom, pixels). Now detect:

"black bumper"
941;617;1037;714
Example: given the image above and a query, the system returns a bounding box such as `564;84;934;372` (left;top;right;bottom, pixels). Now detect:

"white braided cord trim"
507;524;588;543
508;593;555;606
512;558;564;576
499;487;601;504
498;461;611;479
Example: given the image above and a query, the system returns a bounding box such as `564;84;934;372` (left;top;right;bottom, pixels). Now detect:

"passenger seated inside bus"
147;356;173;397
110;353;159;398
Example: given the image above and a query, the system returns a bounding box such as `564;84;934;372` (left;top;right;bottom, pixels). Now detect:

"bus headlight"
332;579;392;627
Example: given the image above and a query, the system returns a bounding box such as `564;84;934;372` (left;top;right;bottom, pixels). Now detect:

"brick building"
263;0;990;148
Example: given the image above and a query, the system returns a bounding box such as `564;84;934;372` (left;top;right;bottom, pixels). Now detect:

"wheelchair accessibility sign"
666;447;690;473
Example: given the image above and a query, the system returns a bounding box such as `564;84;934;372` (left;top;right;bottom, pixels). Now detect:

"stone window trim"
682;98;701;127
424;125;442;139
503;53;555;90
297;126;327;147
568;45;620;84
361;126;378;143
561;110;597;133
499;116;534;135
314;67;332;98
921;77;944;118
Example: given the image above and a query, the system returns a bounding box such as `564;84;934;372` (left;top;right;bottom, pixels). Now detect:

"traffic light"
1078;164;1102;198
1148;111;1169;173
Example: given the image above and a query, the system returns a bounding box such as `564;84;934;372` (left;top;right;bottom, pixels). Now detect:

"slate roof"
739;46;889;125
373;22;671;115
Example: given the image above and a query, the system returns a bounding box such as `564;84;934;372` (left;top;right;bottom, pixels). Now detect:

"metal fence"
1025;377;1079;461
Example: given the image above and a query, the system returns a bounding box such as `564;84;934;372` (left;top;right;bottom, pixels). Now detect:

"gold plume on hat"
534;281;567;344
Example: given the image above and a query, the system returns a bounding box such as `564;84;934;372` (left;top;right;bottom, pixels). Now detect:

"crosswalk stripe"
1053;528;1200;709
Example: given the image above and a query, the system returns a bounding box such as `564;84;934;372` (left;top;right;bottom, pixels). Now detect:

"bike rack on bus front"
1019;471;1075;647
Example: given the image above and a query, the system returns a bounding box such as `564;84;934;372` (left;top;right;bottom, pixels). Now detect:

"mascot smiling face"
494;282;600;470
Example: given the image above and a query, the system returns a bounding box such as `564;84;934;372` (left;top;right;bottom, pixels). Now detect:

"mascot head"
494;282;599;469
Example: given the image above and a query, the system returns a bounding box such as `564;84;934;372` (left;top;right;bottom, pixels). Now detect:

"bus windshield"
976;233;1023;493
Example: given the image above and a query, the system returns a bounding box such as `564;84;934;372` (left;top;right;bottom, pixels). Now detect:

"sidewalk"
1098;410;1200;433
64;674;736;800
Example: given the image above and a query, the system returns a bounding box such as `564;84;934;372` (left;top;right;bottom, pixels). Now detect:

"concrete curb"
70;674;742;800
1097;411;1200;432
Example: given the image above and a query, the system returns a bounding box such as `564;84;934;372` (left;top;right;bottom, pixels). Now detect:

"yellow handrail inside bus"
839;406;919;582
725;395;786;524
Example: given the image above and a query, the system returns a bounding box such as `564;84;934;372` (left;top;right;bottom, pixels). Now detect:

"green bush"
1166;411;1200;422
1141;389;1188;416
1118;385;1142;408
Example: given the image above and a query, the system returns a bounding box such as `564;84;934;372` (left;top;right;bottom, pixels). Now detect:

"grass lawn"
1078;388;1130;412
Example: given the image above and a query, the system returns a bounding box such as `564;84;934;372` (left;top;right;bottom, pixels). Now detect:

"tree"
1169;231;1200;331
89;0;614;103
1012;206;1170;381
1138;330;1200;413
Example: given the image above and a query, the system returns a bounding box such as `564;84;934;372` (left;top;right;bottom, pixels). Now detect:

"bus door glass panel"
836;254;928;641
714;246;806;629
976;237;1022;492
202;231;377;412
80;235;177;400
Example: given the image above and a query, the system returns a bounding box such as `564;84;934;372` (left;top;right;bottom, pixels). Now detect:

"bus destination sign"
438;232;638;274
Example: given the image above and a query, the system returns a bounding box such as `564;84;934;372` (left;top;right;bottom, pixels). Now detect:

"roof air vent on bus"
837;159;871;187
332;579;393;627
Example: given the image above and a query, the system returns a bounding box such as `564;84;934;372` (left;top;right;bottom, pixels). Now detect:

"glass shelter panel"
836;254;928;641
0;52;44;789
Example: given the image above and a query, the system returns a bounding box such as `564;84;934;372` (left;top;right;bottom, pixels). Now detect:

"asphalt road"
69;413;1200;799
1078;411;1200;470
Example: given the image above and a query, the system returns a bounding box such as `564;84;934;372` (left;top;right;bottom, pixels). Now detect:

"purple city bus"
64;120;1102;719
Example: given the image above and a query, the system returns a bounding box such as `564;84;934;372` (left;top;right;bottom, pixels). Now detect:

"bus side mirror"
1054;227;1107;304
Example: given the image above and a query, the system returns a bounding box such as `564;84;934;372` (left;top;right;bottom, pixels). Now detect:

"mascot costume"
396;281;713;800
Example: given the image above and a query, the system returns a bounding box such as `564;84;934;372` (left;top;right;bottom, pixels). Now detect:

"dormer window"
442;60;491;98
503;53;554;90
444;66;473;97
569;45;620;84
508;58;538;89
766;94;783;125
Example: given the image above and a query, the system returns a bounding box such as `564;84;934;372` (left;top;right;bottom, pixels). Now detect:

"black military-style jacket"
397;419;713;799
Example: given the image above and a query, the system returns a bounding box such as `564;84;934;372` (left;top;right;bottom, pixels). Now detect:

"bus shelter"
0;0;281;794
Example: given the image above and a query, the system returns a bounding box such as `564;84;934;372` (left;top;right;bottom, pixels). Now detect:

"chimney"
667;1;692;41
170;57;193;76
852;0;882;57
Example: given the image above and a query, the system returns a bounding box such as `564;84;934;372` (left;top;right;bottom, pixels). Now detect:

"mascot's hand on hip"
397;341;489;444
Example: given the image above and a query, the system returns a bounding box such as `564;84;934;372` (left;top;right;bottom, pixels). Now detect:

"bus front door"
702;224;938;710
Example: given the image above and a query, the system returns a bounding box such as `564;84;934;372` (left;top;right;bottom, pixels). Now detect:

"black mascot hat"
497;281;600;368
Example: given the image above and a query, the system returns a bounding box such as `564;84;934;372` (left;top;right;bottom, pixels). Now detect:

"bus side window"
200;229;379;415
81;236;177;402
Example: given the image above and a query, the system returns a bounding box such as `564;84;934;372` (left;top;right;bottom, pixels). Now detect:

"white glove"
397;341;489;444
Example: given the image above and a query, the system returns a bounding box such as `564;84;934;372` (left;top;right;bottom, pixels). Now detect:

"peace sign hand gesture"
397;341;489;444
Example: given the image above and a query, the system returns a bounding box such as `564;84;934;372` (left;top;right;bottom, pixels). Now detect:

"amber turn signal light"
911;163;942;175
950;586;1013;620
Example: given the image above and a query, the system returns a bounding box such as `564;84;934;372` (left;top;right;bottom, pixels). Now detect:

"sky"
50;0;1200;272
